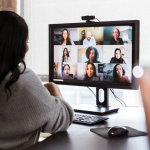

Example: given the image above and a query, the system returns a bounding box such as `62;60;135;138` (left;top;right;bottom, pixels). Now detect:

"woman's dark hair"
62;48;70;62
114;48;123;63
63;64;70;71
61;29;72;45
113;64;125;82
84;63;97;81
85;46;99;62
0;11;28;99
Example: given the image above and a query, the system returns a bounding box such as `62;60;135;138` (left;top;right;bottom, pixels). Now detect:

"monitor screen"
49;21;139;89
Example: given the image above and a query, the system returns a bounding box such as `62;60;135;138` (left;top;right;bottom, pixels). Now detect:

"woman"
110;48;126;64
62;64;74;79
84;63;99;81
113;64;130;83
61;29;75;45
62;48;71;62
85;46;101;63
110;28;124;45
139;69;150;143
0;11;74;150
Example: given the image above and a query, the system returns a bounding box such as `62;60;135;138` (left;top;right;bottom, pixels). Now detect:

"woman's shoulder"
122;75;128;79
71;39;75;45
118;38;124;44
110;57;115;63
19;65;36;76
92;77;99;81
63;75;74;80
122;75;130;83
85;60;90;63
110;37;116;44
119;37;123;41
111;57;115;59
18;65;42;85
95;60;101;63
110;37;115;41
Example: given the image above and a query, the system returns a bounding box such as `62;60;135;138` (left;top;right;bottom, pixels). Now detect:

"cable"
87;86;126;106
87;87;137;107
95;18;100;22
87;87;125;106
110;88;126;107
110;89;125;106
87;86;96;97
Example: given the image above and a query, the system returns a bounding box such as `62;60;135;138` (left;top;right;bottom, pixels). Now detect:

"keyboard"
73;113;109;125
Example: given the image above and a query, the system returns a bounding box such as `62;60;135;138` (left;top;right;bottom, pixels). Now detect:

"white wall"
24;0;150;74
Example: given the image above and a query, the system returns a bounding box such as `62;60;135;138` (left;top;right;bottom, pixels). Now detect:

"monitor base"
72;105;119;115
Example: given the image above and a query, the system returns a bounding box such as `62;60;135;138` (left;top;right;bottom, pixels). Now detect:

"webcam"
81;15;95;22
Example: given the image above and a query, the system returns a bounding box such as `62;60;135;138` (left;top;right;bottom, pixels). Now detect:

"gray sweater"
0;66;74;150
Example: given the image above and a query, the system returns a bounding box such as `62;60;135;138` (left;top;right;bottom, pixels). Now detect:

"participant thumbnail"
103;63;132;83
77;63;103;81
77;45;103;63
53;62;62;79
103;45;132;64
61;62;77;80
77;27;104;45
102;26;132;45
54;45;78;63
53;28;78;45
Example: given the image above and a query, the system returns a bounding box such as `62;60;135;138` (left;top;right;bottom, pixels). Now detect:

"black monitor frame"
49;20;139;91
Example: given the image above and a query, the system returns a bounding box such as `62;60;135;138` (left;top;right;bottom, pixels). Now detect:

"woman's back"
0;65;74;149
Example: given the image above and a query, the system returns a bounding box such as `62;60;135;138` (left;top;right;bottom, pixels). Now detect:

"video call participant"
113;64;130;83
83;31;96;45
110;48;126;64
62;48;71;62
110;28;124;45
61;29;75;45
84;63;99;81
63;64;74;79
85;46;101;63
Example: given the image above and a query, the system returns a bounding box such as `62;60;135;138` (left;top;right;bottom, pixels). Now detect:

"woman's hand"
44;82;62;97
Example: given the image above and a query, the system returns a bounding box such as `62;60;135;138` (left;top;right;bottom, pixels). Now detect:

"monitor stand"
73;87;119;115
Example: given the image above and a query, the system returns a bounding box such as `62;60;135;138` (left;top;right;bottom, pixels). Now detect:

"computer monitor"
49;20;139;115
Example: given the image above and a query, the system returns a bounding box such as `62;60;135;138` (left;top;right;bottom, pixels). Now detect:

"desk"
25;107;149;150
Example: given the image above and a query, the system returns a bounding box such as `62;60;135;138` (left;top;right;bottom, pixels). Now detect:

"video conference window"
54;45;78;63
103;26;132;45
53;25;132;84
53;28;77;45
79;27;103;45
103;63;132;83
77;63;102;81
78;45;102;63
61;63;77;80
103;45;132;64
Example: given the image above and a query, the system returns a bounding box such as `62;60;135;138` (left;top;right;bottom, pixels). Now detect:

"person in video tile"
63;64;74;79
61;29;75;45
84;63;99;81
62;48;71;62
85;46;101;63
110;48;126;64
83;31;96;45
110;28;124;45
113;64;130;83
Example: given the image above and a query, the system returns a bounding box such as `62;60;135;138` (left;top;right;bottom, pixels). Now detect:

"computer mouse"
108;126;129;137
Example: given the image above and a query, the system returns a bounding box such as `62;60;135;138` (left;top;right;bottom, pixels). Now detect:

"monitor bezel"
49;20;139;89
